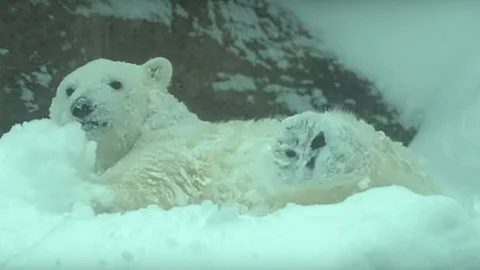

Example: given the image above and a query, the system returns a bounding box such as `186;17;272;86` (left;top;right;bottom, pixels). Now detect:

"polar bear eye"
109;80;123;90
65;87;75;97
285;149;297;158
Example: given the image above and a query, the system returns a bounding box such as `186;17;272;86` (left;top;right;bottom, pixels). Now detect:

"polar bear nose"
71;97;94;118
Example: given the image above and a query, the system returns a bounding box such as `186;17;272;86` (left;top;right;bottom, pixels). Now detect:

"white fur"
49;57;440;215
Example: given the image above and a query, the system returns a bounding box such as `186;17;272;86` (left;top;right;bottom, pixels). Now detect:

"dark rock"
0;0;415;144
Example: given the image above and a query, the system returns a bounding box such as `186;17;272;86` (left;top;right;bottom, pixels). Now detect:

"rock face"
0;0;415;144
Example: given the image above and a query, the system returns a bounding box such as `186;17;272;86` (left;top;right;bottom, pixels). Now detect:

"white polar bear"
49;57;440;215
49;57;200;172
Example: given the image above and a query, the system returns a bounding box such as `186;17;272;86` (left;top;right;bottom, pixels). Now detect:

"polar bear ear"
142;57;173;89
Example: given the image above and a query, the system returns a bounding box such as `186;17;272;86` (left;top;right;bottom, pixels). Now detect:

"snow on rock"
76;0;316;70
213;72;328;113
76;0;173;26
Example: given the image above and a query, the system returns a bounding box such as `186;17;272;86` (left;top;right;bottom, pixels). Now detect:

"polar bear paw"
272;111;327;184
272;110;373;188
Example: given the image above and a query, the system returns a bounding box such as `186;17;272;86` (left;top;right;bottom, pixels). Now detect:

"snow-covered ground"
2;1;480;269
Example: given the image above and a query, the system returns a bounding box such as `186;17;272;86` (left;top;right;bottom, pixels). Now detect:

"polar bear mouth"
79;120;108;130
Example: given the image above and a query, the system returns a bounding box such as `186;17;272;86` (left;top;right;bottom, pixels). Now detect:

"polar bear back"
97;118;285;213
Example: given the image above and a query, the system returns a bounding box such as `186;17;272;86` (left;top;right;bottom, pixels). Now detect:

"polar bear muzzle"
70;96;108;130
71;97;94;119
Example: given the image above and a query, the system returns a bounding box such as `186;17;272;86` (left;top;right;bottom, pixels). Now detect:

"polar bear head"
49;57;190;171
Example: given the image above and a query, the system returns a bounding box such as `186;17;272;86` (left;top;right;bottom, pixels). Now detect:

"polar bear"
49;57;440;215
49;57;200;172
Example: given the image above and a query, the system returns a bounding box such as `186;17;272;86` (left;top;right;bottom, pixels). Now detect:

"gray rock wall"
0;0;415;144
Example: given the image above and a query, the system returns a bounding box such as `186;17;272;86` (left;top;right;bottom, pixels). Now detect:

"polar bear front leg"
272;111;327;184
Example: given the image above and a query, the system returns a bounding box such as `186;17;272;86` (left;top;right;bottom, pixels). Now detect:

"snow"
2;1;480;269
30;66;53;88
282;1;480;129
13;66;54;113
213;73;257;92
16;80;39;113
264;84;327;112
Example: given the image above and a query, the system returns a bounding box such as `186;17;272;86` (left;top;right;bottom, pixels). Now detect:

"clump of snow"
61;41;72;51
16;79;39;113
1;120;479;269
213;73;257;92
0;120;103;213
30;65;53;88
264;84;327;112
13;66;54;113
